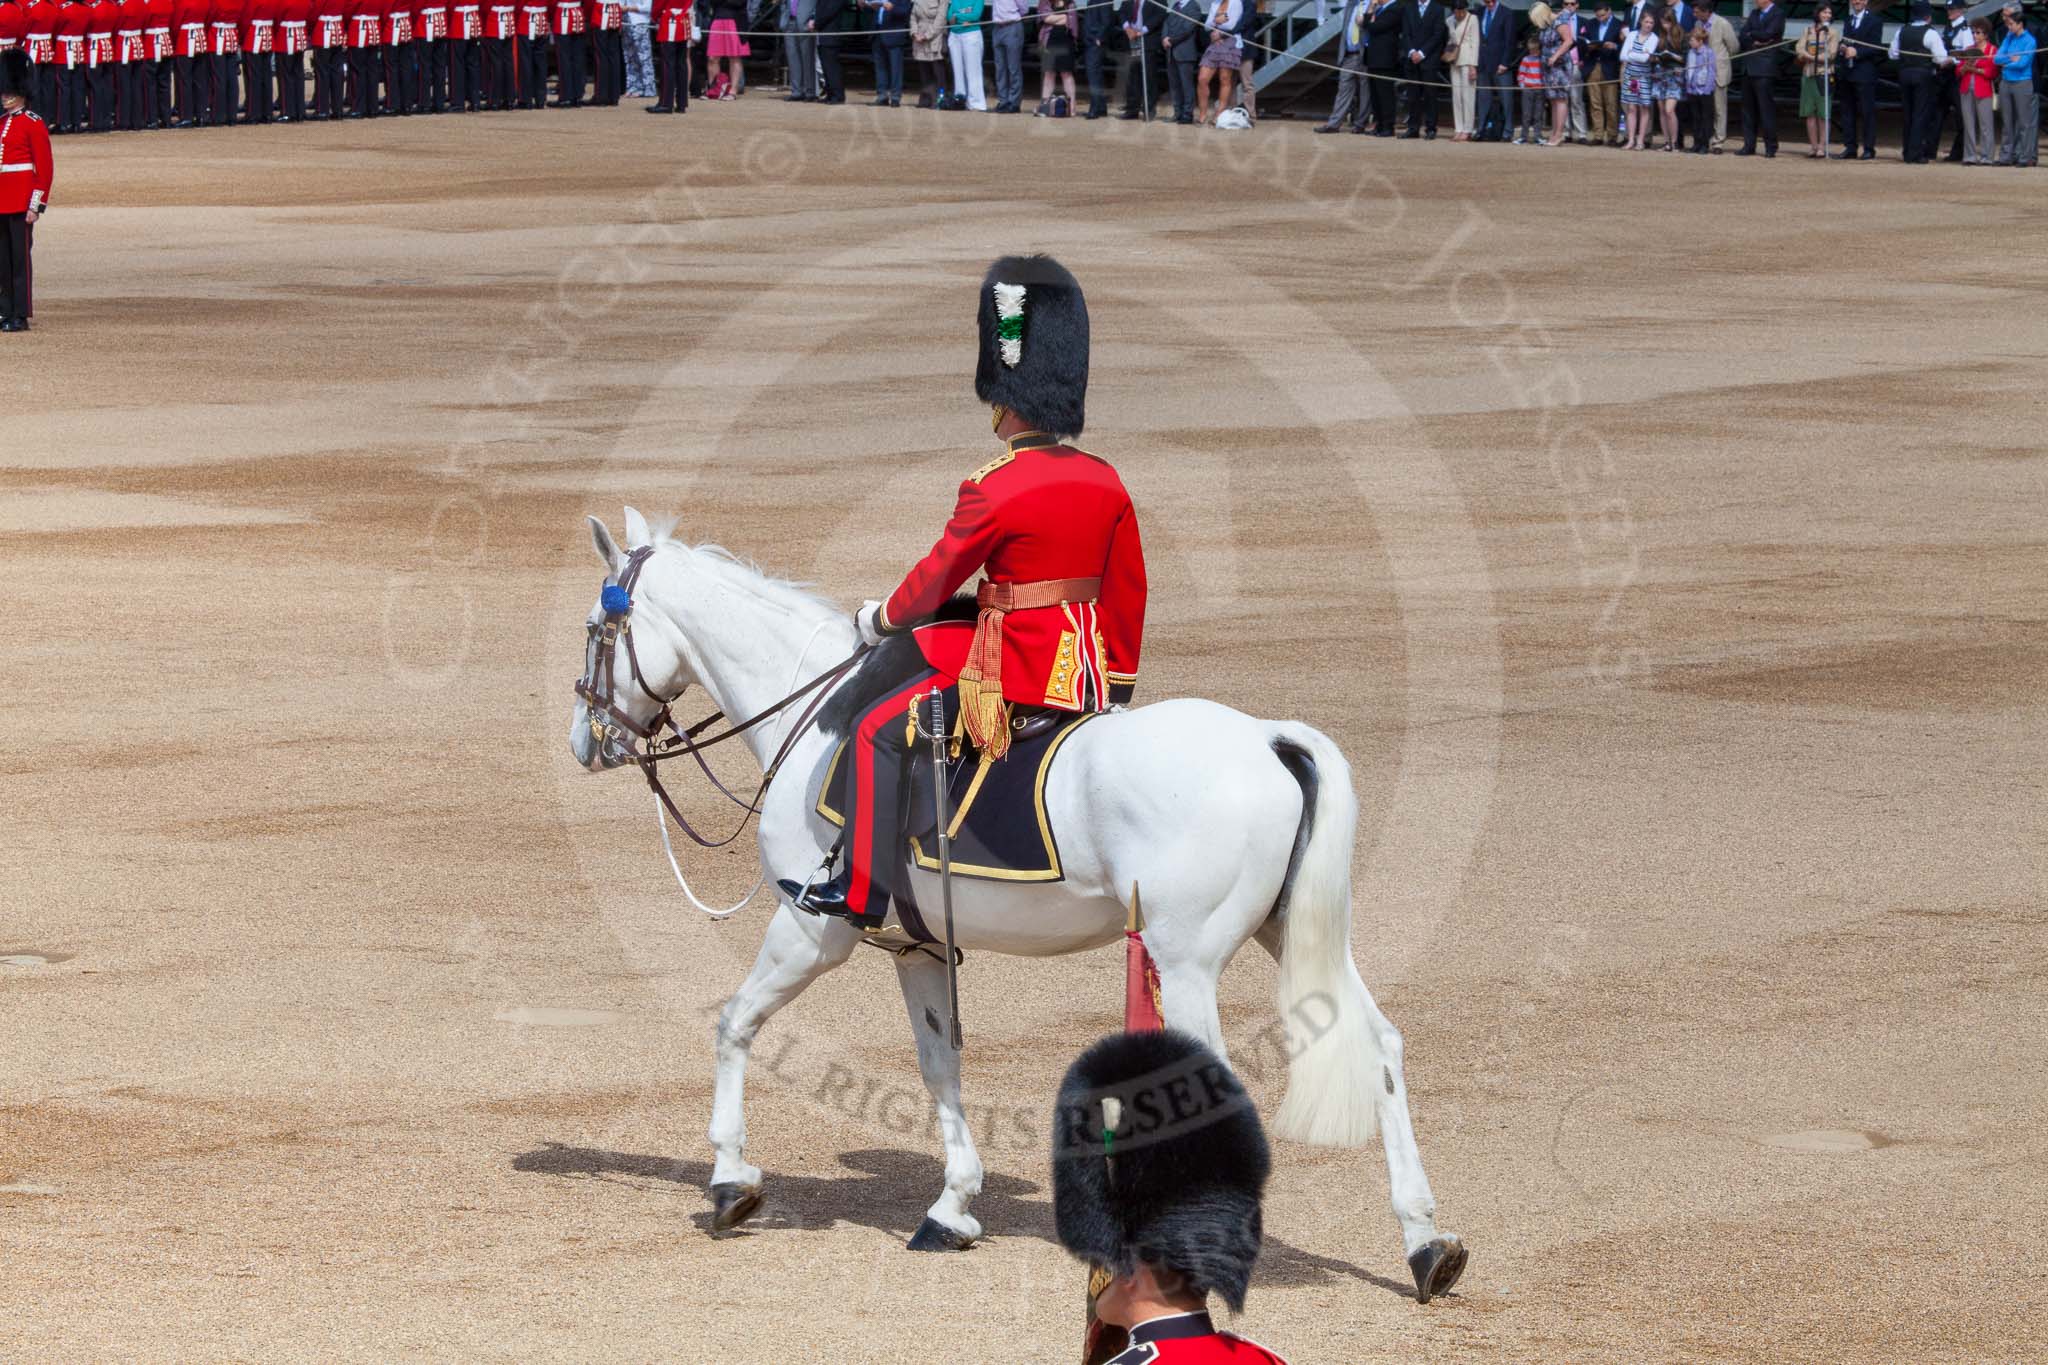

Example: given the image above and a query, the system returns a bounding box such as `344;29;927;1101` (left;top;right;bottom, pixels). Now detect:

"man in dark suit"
1116;0;1164;118
1399;0;1447;136
1834;0;1879;157
1472;0;1513;139
1735;0;1784;155
1080;0;1112;116
813;0;846;99
1365;0;1402;134
863;0;906;104
1161;0;1201;122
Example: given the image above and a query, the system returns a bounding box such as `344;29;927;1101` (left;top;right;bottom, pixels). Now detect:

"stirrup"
776;873;889;932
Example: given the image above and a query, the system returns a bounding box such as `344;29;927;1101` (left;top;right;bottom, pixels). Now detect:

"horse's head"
569;507;696;772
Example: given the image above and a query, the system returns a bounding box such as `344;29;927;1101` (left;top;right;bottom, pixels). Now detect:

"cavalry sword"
924;689;965;1050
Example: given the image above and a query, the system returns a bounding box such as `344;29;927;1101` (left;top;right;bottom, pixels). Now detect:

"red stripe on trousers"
846;672;937;913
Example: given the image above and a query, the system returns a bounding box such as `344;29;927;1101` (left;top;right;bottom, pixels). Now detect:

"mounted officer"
1055;1031;1289;1364
779;254;1148;931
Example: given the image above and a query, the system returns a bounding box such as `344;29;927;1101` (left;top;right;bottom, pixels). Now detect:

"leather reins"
574;545;868;850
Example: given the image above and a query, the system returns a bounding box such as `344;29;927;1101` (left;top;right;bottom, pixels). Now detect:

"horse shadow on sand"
511;1142;1416;1300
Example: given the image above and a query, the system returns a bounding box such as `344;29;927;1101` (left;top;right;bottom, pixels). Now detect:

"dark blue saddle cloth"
815;710;1097;884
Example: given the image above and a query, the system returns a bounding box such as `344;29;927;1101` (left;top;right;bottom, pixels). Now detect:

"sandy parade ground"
2;100;2045;1361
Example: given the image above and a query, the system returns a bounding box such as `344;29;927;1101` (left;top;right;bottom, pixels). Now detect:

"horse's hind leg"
706;904;857;1231
893;949;984;1251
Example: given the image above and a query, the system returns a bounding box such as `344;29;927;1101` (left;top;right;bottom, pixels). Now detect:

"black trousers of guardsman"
384;39;415;111
553;30;583;104
835;669;952;921
209;51;236;124
350;45;381;115
517;34;546;107
481;36;511;106
243;51;273;120
652;37;686;108
0;214;32;320
278;51;307;118
88;62;115;132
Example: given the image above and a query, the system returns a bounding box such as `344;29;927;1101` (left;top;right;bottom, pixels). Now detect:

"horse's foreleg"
892;949;984;1251
706;904;856;1229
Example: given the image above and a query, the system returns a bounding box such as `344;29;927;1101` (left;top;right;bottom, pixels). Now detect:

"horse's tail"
1265;724;1383;1149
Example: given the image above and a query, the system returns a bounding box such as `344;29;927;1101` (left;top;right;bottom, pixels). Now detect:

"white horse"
569;509;1469;1302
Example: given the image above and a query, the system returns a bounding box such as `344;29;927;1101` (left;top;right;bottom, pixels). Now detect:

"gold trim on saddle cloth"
811;713;1098;883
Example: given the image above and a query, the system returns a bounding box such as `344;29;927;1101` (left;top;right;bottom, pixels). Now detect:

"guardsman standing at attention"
416;0;443;108
308;0;339;114
242;0;273;119
515;0;544;105
344;0;378;114
647;0;685;110
82;0;112;130
23;0;56;122
0;48;53;331
547;0;580;104
479;0;509;104
53;0;85;131
1053;1033;1289;1365
447;0;477;107
779;255;1146;929
382;0;413;111
115;0;144;126
143;0;172;124
585;0;617;102
171;0;204;121
206;0;239;124
274;0;305;118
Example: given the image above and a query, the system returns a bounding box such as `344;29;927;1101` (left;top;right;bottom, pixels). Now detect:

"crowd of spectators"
0;0;2037;166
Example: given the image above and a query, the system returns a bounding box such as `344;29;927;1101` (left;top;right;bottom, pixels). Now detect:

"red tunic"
518;0;544;39
239;0;272;50
384;0;412;43
0;2;26;49
207;0;240;51
1105;1312;1288;1365
344;0;377;44
145;0;172;58
85;0;115;65
53;0;86;67
885;440;1146;712
0;107;53;215
482;0;512;37
170;0;203;54
275;0;306;50
116;0;145;59
546;0;576;32
23;0;57;62
310;0;342;46
652;0;686;42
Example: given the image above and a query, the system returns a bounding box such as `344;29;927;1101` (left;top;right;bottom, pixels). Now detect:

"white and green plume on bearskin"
975;255;1090;439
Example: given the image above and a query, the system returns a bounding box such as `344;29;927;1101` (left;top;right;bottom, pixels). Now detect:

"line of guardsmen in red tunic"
0;0;662;130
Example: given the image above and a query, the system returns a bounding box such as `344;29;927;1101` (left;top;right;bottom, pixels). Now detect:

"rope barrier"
707;2;1811;97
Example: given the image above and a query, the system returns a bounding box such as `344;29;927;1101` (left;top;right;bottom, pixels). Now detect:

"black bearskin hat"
0;50;29;103
1051;1031;1270;1313
974;254;1089;439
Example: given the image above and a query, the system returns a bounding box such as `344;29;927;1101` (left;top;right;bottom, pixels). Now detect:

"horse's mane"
640;522;842;624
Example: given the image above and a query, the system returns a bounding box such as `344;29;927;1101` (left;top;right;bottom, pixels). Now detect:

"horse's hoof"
1408;1234;1469;1304
709;1182;762;1232
906;1217;976;1252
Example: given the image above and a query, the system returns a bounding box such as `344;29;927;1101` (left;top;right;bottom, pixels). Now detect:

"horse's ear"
623;506;652;549
588;515;622;574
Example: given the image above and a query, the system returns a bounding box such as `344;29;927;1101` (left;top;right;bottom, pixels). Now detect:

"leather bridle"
573;545;869;849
